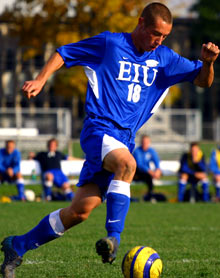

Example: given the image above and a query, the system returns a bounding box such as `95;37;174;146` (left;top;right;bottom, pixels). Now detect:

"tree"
0;0;159;99
190;0;220;45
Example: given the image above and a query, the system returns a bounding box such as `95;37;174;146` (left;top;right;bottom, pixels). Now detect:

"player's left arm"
194;42;219;88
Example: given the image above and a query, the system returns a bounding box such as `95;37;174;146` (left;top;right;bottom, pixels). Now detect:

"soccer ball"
122;246;162;278
24;189;36;202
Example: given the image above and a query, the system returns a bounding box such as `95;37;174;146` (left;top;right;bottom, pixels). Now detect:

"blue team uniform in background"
178;152;209;201
209;149;220;198
209;149;220;175
0;148;21;177
0;147;25;200
133;146;160;173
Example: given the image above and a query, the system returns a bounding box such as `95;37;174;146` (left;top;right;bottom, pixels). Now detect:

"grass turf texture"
0;201;220;278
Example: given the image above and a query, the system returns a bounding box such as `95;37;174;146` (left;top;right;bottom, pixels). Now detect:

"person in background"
133;135;161;201
0;140;25;201
33;138;75;201
178;142;209;202
209;145;220;201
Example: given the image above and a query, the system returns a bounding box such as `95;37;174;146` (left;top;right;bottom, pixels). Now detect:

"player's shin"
12;209;65;257
105;180;130;244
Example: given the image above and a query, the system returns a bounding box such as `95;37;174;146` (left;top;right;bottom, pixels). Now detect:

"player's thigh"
103;148;136;174
69;183;102;214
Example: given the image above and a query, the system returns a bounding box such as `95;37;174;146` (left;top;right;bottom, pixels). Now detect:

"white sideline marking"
24;259;65;265
172;258;220;264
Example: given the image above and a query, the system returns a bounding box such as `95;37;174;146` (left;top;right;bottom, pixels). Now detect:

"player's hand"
22;80;44;99
200;42;219;64
6;168;14;177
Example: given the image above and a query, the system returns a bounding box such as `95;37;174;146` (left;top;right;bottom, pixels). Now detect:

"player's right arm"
22;52;64;99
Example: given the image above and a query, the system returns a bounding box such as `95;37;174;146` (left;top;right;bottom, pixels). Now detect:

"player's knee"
117;157;136;177
45;172;54;181
180;173;188;181
62;182;71;190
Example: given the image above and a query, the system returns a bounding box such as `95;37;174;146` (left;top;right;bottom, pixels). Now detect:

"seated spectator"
209;145;220;201
178;142;209;202
133;135;162;201
33;138;75;201
0;140;25;201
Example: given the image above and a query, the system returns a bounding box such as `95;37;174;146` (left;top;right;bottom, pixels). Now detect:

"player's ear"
138;17;145;27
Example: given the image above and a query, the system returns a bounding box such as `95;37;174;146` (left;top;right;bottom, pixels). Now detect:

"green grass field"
1;197;220;278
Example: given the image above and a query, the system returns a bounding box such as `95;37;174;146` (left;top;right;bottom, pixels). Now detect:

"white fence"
0;108;72;151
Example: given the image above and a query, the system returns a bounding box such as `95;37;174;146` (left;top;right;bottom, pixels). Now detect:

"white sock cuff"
45;181;53;187
49;209;65;236
16;178;24;184
216;182;220;188
179;179;187;185
107;180;130;198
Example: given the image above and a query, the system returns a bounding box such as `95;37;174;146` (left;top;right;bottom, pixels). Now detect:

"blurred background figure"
31;138;75;201
0;140;25;201
178;142;209;202
209;144;220;201
133;135;162;201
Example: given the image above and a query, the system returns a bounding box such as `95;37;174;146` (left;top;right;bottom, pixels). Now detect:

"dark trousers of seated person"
133;168;153;195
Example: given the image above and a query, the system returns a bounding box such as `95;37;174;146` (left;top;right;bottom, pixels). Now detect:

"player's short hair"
5;140;15;145
141;2;173;27
47;138;58;147
190;142;199;148
141;134;150;140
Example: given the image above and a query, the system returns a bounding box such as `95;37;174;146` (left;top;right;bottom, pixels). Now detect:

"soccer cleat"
1;236;22;278
95;237;118;264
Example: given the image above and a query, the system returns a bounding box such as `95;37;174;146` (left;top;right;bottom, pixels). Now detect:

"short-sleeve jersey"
57;31;202;137
0;148;21;174
133;146;160;173
35;151;67;172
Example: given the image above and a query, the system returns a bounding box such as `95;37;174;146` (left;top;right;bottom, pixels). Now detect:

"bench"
20;160;180;186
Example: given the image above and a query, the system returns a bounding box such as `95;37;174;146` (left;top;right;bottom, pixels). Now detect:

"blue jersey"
209;149;220;175
57;31;202;138
179;153;207;175
0;148;21;174
133;146;160;173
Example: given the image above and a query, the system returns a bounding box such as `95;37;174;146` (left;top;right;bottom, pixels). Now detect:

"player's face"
48;141;57;152
137;16;172;52
6;142;15;154
141;137;151;151
191;145;200;157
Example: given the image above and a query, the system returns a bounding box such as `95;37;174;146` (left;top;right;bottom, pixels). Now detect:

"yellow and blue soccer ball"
122;246;162;278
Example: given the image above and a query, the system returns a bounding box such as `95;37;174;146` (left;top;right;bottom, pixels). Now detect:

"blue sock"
12;209;64;257
43;183;53;200
216;187;220;198
105;180;130;245
16;180;25;199
178;180;187;202
202;181;209;202
216;182;220;198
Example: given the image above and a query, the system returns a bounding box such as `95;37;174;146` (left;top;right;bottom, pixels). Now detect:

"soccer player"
209;145;220;200
178;142;209;202
33;138;74;201
0;140;25;201
133;135;161;200
1;2;219;277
